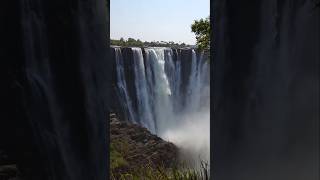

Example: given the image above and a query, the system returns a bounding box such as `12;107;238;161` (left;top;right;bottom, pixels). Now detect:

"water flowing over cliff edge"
110;46;210;164
213;1;319;179
0;1;109;179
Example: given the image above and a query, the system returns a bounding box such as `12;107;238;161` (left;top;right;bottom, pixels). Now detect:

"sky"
110;0;210;45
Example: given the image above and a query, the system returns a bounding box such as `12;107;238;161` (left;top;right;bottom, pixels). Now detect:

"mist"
161;110;210;166
111;47;210;168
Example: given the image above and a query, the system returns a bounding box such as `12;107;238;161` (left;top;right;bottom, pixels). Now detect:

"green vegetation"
110;143;128;170
111;163;209;180
111;38;191;48
110;139;209;180
191;17;210;51
111;18;211;51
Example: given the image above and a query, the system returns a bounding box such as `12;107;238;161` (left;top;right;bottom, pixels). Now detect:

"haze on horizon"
110;0;209;45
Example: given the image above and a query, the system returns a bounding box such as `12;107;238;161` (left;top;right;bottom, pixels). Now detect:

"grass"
110;133;210;179
111;162;210;180
110;145;210;180
110;143;128;169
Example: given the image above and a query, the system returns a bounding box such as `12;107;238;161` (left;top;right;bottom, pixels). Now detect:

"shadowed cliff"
0;0;110;179
213;1;319;180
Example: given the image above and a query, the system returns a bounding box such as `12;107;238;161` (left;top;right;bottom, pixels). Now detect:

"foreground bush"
111;161;209;180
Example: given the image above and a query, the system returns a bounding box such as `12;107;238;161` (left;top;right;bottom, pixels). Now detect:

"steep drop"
111;47;210;164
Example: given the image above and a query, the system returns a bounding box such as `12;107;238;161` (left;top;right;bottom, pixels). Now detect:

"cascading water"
114;47;136;123
186;50;210;112
132;48;155;133
144;48;175;134
113;47;210;165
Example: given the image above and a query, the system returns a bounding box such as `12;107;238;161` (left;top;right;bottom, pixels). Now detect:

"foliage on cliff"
191;17;210;51
111;38;191;48
109;113;209;180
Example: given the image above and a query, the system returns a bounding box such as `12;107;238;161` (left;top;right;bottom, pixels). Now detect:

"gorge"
110;46;210;165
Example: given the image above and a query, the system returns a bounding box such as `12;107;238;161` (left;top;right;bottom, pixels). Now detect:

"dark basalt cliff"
110;113;178;176
0;0;110;179
213;1;319;180
110;47;138;122
109;47;198;122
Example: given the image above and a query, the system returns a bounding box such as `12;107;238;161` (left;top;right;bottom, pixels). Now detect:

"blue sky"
110;0;210;45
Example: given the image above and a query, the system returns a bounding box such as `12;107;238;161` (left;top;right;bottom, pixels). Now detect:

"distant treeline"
111;38;194;48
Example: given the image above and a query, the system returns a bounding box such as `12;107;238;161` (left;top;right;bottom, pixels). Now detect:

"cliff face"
110;113;178;177
213;1;319;180
0;1;110;179
109;47;201;123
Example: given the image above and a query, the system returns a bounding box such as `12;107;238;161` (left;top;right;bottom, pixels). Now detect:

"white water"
160;49;210;165
114;47;210;165
114;47;136;123
145;48;175;134
132;48;155;133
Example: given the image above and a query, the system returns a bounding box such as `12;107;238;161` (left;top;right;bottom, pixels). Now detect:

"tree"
119;38;125;46
191;17;210;50
110;38;190;48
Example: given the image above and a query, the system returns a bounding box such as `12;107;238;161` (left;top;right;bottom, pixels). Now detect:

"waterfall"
173;49;182;112
186;50;210;112
112;46;210;163
132;48;155;133
0;0;110;179
145;48;174;134
114;47;136;123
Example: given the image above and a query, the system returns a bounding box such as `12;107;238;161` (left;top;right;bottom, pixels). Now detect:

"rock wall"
213;1;319;180
0;0;110;179
110;113;178;170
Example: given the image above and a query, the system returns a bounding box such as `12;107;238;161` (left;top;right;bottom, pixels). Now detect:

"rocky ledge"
110;113;178;175
0;165;19;180
0;151;19;180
